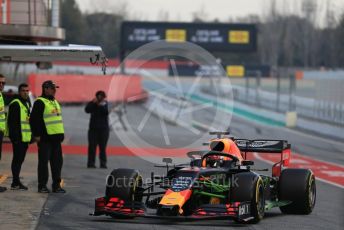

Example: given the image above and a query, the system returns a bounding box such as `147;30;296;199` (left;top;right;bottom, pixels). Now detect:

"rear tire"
279;169;316;214
106;168;143;202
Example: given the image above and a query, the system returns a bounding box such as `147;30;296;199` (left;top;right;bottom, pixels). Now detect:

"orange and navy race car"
92;132;316;224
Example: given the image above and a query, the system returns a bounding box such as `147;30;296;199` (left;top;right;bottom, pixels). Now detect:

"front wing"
92;197;254;222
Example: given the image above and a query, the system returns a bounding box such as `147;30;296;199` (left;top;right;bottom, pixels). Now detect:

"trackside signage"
121;21;257;52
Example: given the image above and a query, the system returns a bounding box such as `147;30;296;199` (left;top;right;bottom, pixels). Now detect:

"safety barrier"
27;74;148;103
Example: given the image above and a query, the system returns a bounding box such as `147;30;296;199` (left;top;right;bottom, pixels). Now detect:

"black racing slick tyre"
231;172;265;224
279;169;316;214
250;177;265;223
105;168;143;202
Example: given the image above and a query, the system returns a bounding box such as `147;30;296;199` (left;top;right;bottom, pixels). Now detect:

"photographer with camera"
85;91;109;169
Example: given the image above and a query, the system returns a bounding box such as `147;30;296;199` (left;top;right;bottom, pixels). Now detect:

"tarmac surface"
0;104;343;230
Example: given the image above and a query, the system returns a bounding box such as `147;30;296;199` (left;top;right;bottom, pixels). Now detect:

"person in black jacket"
7;83;31;190
85;91;109;169
30;80;65;193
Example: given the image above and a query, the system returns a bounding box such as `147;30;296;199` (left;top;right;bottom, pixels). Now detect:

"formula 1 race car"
92;132;316;224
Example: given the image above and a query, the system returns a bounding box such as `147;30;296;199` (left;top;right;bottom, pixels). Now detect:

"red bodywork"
94;197;145;217
271;147;291;177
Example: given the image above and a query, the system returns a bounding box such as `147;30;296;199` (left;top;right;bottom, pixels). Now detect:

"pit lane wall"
27;74;148;103
196;87;344;140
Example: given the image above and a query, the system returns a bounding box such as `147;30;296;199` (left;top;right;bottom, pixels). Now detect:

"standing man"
30;80;65;193
85;90;109;169
7;83;31;190
0;74;7;192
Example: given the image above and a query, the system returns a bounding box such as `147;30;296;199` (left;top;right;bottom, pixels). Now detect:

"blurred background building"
0;0;65;44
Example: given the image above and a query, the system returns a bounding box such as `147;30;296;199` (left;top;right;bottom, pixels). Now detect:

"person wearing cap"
30;80;66;193
85;90;109;169
0;74;7;192
6;83;32;190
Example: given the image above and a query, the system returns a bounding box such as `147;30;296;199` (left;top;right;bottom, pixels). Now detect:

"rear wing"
234;139;291;177
234;139;290;153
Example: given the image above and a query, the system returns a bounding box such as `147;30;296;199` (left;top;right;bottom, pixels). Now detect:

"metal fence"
229;74;344;125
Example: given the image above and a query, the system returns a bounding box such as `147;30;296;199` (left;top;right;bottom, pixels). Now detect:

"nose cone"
159;189;192;215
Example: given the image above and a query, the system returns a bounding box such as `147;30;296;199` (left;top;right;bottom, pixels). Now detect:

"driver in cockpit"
203;138;244;167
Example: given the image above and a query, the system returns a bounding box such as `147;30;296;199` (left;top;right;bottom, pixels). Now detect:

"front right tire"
231;172;265;224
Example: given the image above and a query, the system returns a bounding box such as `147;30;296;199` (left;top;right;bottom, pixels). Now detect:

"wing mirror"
242;160;254;166
162;158;173;164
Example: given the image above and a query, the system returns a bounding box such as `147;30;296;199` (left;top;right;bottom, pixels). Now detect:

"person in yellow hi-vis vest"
29;80;65;193
0;74;7;192
7;83;32;190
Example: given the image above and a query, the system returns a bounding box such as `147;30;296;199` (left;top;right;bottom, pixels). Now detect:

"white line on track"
253;152;344;189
